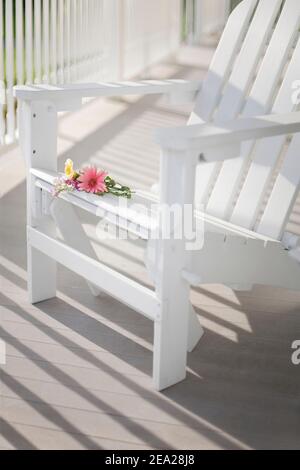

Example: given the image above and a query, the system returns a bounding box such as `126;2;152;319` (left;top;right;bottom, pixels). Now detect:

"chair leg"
28;244;56;304
21;100;58;305
153;277;190;391
187;304;204;352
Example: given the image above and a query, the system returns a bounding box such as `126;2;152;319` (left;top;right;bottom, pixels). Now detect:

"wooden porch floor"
1;47;300;450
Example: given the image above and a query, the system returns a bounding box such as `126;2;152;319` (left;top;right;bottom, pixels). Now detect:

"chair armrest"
155;111;300;160
14;80;201;102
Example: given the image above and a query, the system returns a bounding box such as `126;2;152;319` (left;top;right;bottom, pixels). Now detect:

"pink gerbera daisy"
77;167;108;194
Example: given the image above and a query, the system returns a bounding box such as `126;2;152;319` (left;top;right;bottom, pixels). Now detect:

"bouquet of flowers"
53;159;132;199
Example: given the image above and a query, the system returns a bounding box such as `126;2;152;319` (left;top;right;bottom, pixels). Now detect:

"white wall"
122;0;181;78
186;0;231;44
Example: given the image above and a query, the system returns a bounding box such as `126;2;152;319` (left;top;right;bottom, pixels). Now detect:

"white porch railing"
0;0;181;145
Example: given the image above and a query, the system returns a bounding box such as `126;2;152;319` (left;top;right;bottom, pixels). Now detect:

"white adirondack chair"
15;0;300;391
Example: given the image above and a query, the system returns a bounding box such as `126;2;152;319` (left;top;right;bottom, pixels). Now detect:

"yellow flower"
64;159;75;179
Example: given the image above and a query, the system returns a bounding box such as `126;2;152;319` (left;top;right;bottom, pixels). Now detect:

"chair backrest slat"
206;0;300;219
257;134;300;239
230;35;300;231
193;0;282;205
189;0;258;125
